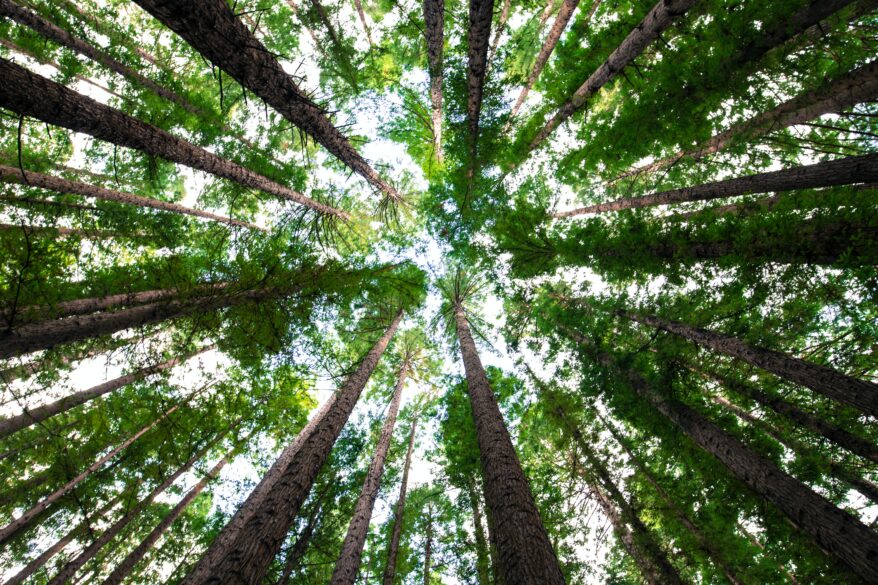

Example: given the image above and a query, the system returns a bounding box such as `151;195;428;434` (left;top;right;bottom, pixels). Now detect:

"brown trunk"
0;346;210;439
423;0;445;162
0;335;141;385
615;60;878;180
0;58;343;218
484;494;504;585
181;310;403;585
423;505;433;585
331;360;409;585
622;310;878;418
48;428;236;585
565;328;878;582
382;416;418;585
554;153;878;217
487;0;512;66
277;500;323;585
598;413;743;585
353;0;374;46
133;0;399;202
466;0;495;149
0;165;263;230
467;478;492;585
528;0;699;153
454;305;565;584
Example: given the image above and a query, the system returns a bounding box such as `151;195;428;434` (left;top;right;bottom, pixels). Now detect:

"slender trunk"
483;494;504;585
565;327;878;583
528;0;699;153
277;501;323;585
181;310;403;585
423;0;445;162
0;335;139;385
553;153;878;217
621;310;878;418
48;428;236;585
615;60;878;180
0;58;342;218
487;0;512;66
507;0;589;123
133;0;399;202
736;521;799;583
598;413;743;585
0;470;51;507
454;305;565;584
423;505;433;585
0;165;263;230
353;0;374;46
466;0;496;150
382;416;418;585
0;346;211;439
467;479;492;585
331;360;409;585
672;192;784;220
0;222;120;240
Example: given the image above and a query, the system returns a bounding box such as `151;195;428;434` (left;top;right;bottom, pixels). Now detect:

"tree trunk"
353;0;374;46
528;0;699;153
565;327;878;583
467;478;492;585
48;428;236;585
0;165;263;230
423;505;433;585
483;493;504;585
466;0;495;149
331;359;409;585
0;58;343;218
0;346;210;439
276;500;323;585
453;305;565;584
598;413;743;585
424;0;445;162
382;416;418;585
487;0;512;66
133;0;400;203
181;309;403;585
553;153;878;217
615;60;878;180
621;310;878;418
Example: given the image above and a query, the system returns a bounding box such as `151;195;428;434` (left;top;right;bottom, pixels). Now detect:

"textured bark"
382;416;418;585
553;153;878;217
276;501;323;585
454;305;565;584
487;0;512;66
48;429;233;585
622;311;878;418
423;506;433;585
528;0;699;152
616;60;878;180
566;328;878;583
466;0;496;147
133;0;399;202
0;346;209;439
483;495;504;585
182;310;402;585
0;165;263;230
424;0;445;162
598;413;743;585
0;58;342;217
467;479;492;585
353;0;374;46
331;360;409;585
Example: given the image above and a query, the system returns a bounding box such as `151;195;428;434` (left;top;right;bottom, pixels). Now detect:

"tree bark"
382;416;418;585
553;153;878;217
621;310;878;418
487;0;512;66
483;493;504;585
467;478;492;585
353;0;374;46
565;328;878;583
0;346;210;439
615;60;878;180
423;0;445;162
454;304;565;584
0;165;263;230
133;0;399;202
0;58;343;218
181;309;403;585
528;0;699;153
276;500;323;585
331;359;409;585
423;505;433;585
466;0;496;149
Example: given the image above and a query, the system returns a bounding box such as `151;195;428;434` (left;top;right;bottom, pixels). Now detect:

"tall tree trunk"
276;500;323;585
331;359;410;585
0;165;263;230
181;309;403;585
48;428;238;585
483;494;504;585
0;346;210;439
620;310;878;418
527;0;699;153
453;304;565;584
423;505;433;585
0;58;343;218
553;153;878;217
563;327;878;583
487;0;512;66
132;0;400;202
353;0;374;46
614;60;878;180
466;0;496;151
424;0;445;162
467;478;492;585
382;416;418;585
597;413;743;585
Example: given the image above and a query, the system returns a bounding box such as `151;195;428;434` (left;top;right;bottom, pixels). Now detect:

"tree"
382;415;418;585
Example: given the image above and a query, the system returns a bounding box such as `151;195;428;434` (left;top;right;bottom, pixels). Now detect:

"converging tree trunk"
487;0;512;66
331;358;410;585
0;58;343;218
276;500;324;585
423;505;434;585
423;0;445;162
181;309;403;585
382;416;418;585
466;0;496;151
553;153;878;217
467;478;492;585
453;304;565;584
133;0;400;202
353;0;374;46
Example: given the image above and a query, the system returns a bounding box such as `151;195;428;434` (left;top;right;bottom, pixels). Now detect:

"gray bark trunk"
466;0;496;147
424;0;445;162
382;416;418;585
